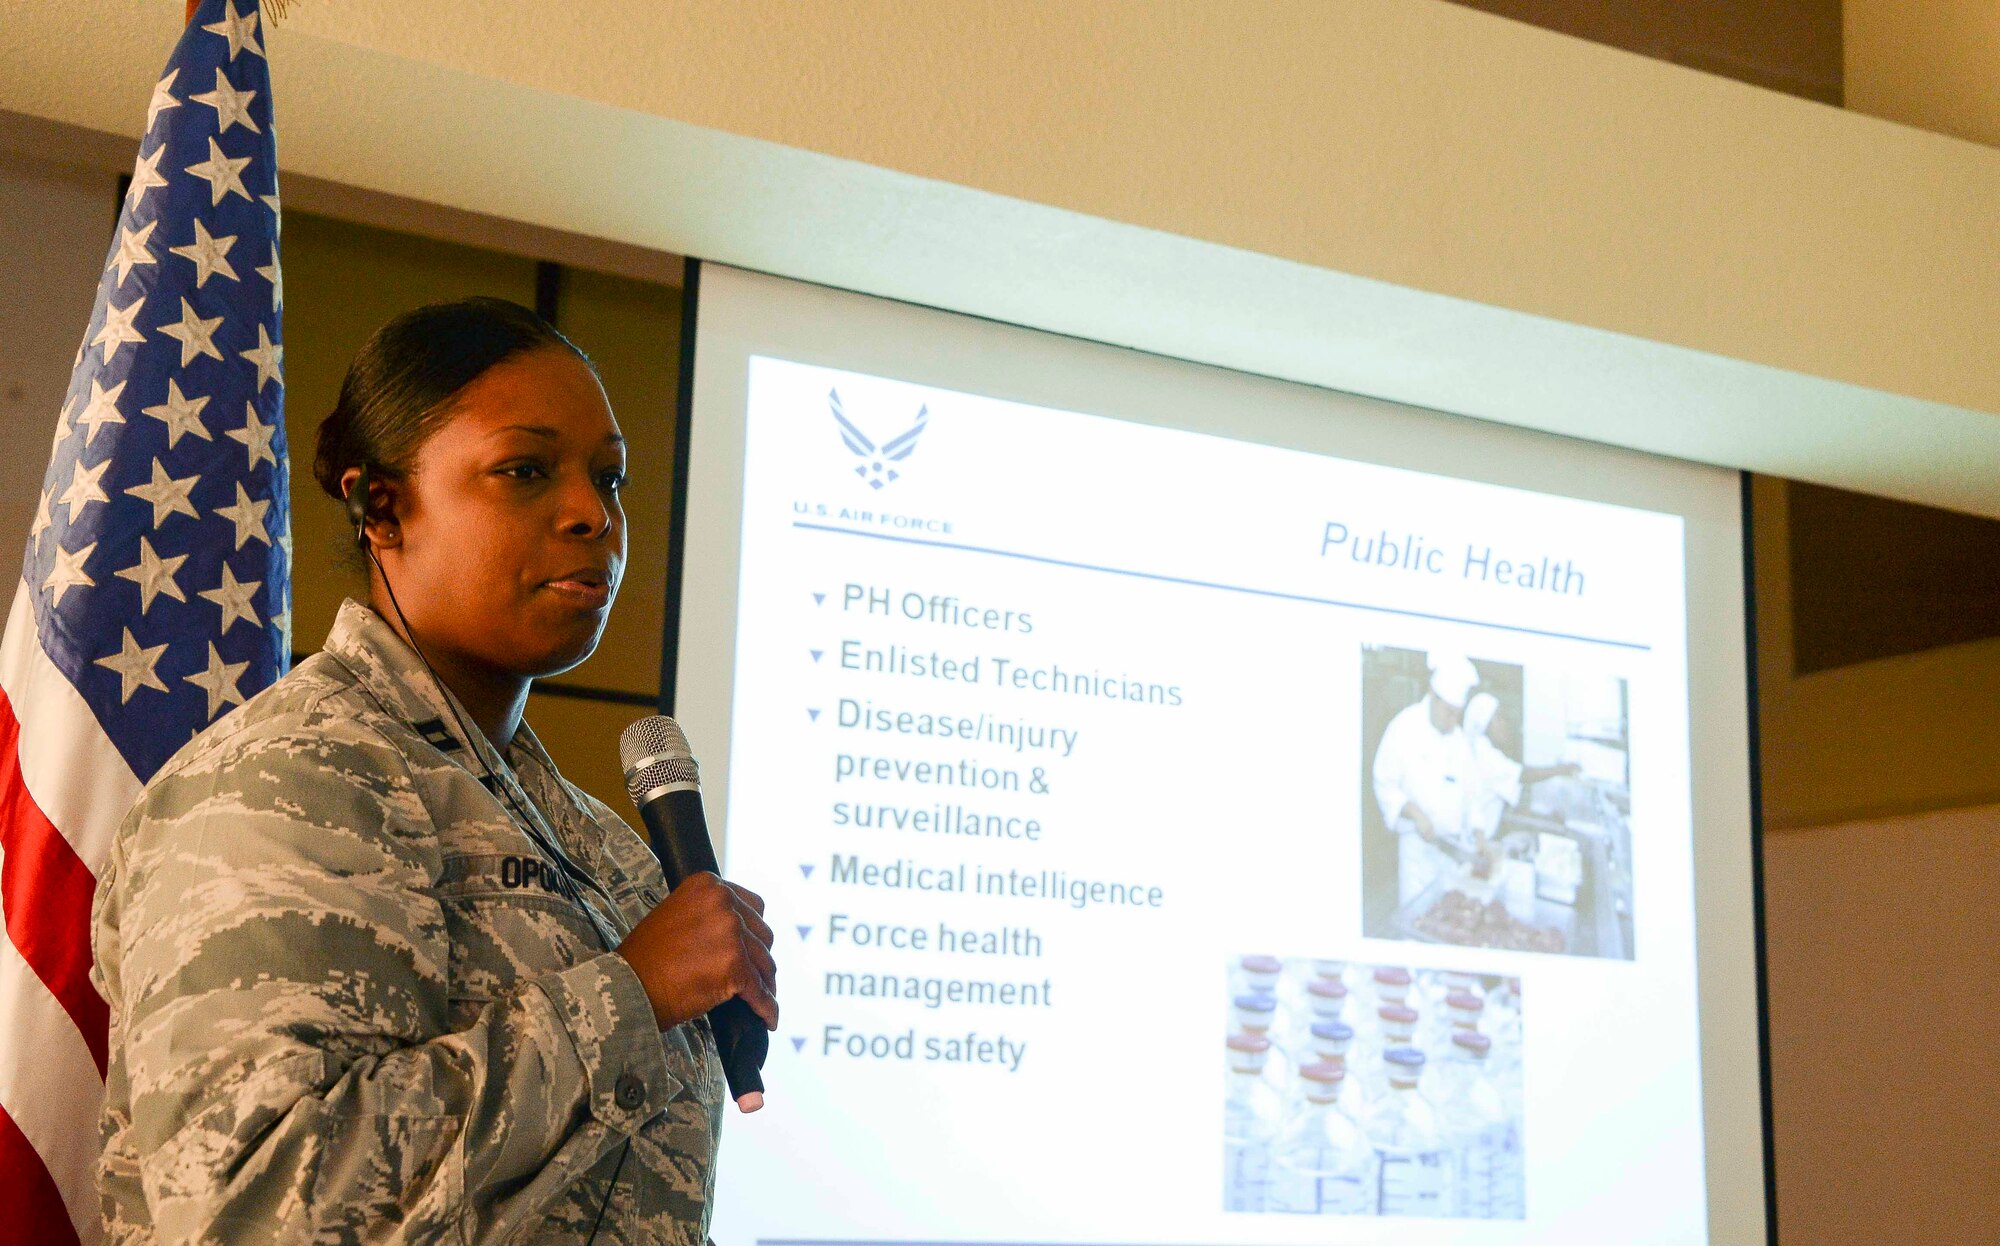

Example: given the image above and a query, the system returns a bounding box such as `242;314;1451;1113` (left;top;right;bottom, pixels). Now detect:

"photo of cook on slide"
1359;645;1635;960
1224;956;1525;1219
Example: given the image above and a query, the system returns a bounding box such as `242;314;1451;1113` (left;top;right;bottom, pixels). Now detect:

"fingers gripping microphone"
620;716;769;1111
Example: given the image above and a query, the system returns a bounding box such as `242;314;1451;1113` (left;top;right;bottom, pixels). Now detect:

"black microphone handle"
640;789;768;1106
704;997;769;1105
649;789;721;881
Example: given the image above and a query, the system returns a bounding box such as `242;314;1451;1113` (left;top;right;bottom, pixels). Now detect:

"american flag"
0;2;288;1241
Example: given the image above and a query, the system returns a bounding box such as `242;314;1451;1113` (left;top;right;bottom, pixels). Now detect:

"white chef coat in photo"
1372;697;1480;903
1466;734;1526;838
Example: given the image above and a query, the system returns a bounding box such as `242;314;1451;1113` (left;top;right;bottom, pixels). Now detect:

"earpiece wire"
357;507;631;1241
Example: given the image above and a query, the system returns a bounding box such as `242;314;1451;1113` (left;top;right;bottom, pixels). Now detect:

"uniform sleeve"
107;715;676;1244
1372;712;1414;831
1478;740;1524;809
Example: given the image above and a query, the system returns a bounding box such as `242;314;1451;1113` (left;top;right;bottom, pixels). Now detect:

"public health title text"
1321;522;1585;597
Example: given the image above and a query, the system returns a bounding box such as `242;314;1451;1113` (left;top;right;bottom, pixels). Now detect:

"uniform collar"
323;597;521;772
324;600;615;915
506;717;566;791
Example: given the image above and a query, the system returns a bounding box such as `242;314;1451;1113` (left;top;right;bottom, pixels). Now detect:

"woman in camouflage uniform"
91;298;778;1244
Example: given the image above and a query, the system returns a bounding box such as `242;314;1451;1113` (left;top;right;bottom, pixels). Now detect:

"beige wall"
1751;468;1999;1238
1749;475;2000;828
1756;43;2000;1241
1761;803;2000;1245
0;151;110;561
1846;0;2000;148
250;0;1998;423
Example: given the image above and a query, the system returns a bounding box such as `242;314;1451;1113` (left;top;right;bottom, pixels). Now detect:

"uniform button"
642;888;660;906
615;1072;646;1110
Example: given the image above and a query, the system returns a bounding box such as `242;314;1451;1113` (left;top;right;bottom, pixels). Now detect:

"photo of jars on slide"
1223;956;1525;1219
1359;644;1635;960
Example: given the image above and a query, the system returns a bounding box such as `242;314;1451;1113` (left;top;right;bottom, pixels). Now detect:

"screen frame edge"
659;257;703;716
1740;470;1780;1246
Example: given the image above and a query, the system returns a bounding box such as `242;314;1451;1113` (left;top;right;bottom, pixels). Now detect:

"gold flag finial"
188;1;294;26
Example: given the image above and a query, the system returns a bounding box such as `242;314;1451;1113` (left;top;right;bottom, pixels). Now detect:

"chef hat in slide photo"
1428;653;1480;707
1464;690;1500;738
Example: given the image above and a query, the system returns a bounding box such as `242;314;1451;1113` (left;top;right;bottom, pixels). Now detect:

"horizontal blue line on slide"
790;522;1650;652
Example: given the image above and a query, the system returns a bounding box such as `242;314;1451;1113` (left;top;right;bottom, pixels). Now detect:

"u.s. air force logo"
829;387;928;490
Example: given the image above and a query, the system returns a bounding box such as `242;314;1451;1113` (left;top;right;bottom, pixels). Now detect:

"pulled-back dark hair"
312;296;590;504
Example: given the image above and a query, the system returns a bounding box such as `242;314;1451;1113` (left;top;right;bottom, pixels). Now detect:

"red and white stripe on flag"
0;0;289;1240
0;585;139;1245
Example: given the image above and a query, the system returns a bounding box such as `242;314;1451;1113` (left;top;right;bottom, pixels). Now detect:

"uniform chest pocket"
437;852;613;1021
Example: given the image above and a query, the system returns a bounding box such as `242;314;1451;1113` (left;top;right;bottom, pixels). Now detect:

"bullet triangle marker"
796;924;813;940
791;1036;807;1053
807;707;820;722
809;649;823;663
800;863;815;879
812;592;826;606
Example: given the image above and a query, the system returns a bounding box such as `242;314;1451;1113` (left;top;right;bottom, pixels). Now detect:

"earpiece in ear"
347;463;372;547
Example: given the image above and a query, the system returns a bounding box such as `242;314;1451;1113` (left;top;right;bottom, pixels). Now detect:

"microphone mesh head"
620;715;701;808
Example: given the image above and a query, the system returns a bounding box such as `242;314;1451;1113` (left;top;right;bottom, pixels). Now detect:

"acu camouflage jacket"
91;599;725;1244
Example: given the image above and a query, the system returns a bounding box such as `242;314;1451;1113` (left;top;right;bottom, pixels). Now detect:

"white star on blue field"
23;0;291;780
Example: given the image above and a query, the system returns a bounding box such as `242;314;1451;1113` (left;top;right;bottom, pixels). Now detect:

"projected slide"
710;354;1709;1245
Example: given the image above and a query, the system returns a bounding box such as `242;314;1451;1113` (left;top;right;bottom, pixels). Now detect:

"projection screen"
672;263;1768;1246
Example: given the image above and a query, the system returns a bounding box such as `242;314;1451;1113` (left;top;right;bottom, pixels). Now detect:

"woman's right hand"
615;872;778;1032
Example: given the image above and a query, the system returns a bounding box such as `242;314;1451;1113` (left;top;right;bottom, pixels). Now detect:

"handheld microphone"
619;716;769;1112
